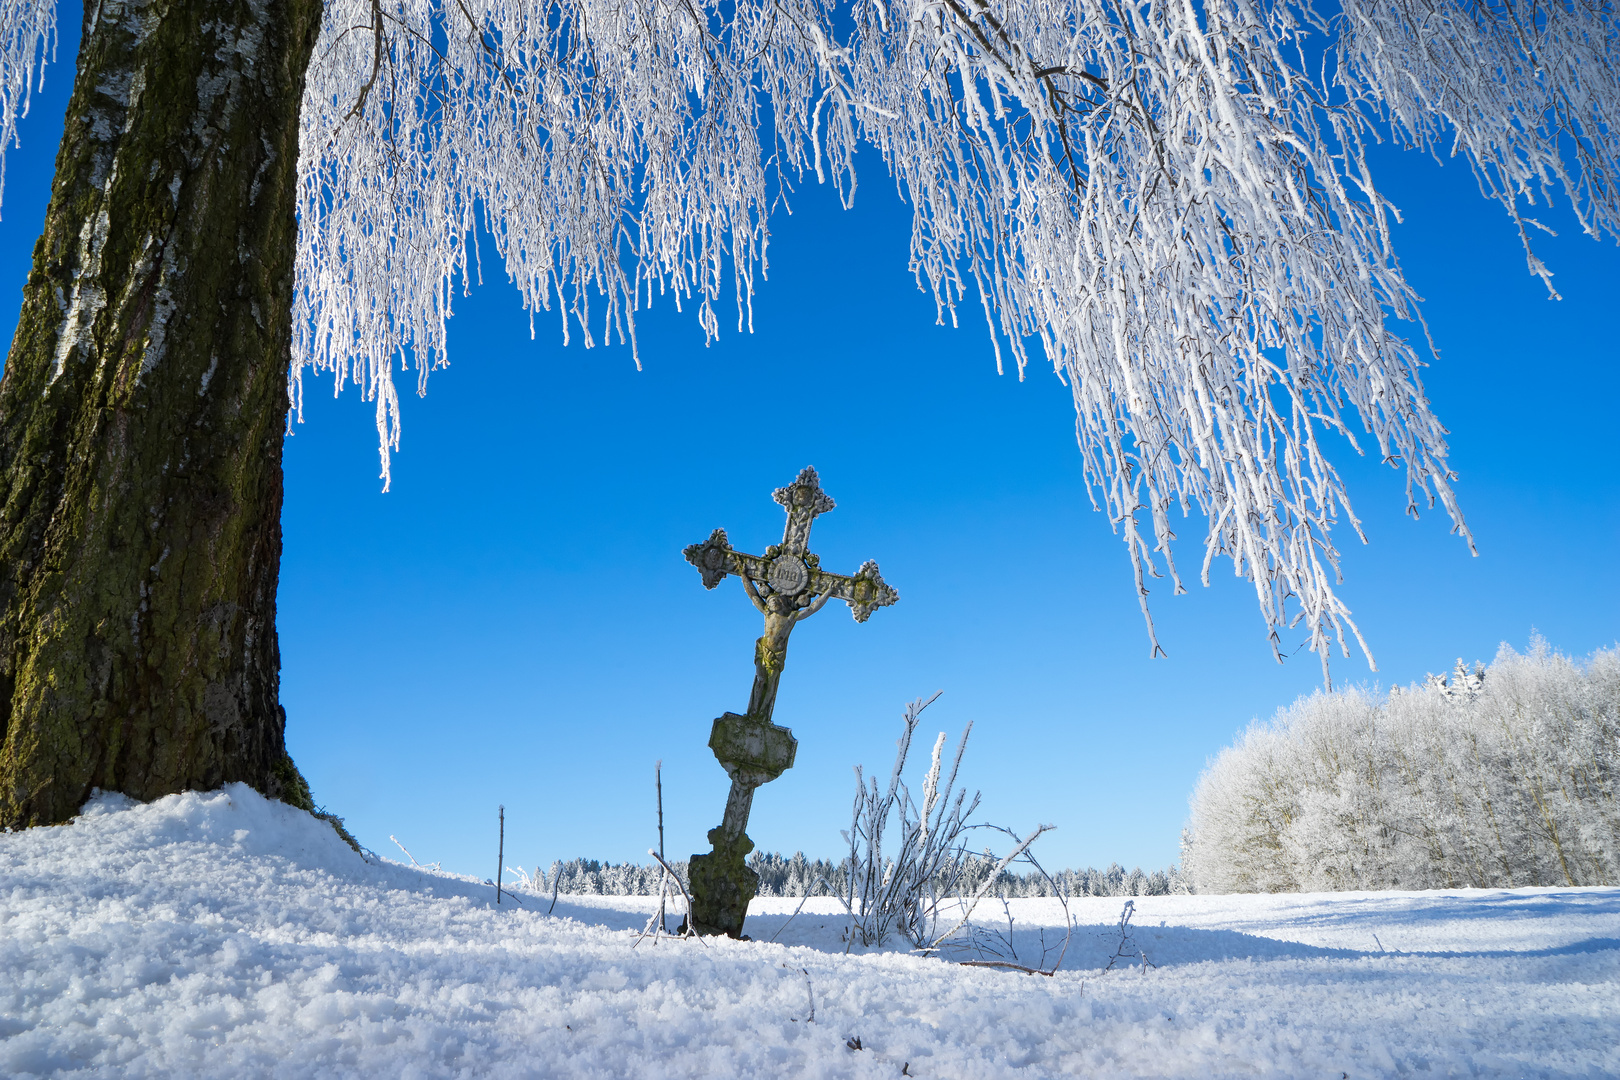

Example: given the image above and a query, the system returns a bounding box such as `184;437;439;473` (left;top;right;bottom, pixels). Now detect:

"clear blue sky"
4;24;1616;881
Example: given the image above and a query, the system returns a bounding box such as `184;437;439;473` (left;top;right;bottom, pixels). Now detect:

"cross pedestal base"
685;712;797;938
685;824;758;938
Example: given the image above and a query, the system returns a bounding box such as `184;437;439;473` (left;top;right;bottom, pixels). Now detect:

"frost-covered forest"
1183;642;1620;893
521;851;1186;898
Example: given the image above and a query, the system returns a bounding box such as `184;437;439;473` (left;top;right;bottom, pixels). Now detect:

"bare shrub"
839;693;1055;950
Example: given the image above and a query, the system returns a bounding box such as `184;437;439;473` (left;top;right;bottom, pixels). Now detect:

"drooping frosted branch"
841;0;1477;672
1337;0;1620;295
292;0;836;483
0;0;55;209
4;0;1615;672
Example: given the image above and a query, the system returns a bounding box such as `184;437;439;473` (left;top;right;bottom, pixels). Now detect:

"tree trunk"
0;0;322;827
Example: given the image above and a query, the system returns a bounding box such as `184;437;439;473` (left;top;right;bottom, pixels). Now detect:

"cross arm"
684;529;742;588
810;560;899;622
685;529;776;589
685;529;897;622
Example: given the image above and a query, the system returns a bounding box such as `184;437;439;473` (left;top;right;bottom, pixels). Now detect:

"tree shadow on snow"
355;866;1620;970
921;920;1363;971
1235;889;1620;933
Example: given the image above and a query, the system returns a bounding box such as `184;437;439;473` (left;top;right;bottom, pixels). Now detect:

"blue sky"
3;25;1616;881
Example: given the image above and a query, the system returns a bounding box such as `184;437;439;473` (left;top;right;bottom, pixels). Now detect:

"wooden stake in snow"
496;805;505;906
681;467;898;938
655;761;667;934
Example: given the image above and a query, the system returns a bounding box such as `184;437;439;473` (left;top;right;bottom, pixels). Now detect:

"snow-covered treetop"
4;0;1616;675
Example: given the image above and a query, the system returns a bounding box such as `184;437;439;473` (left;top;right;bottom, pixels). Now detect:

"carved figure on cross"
680;466;898;937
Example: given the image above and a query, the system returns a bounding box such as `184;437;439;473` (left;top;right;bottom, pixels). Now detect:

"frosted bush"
1185;641;1620;892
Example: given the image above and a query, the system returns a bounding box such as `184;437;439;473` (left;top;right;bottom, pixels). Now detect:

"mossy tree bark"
0;0;322;827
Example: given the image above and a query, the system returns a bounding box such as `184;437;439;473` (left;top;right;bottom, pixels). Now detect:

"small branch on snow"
783;965;816;1022
769;876;828;944
958;959;1054;975
927;824;1054;949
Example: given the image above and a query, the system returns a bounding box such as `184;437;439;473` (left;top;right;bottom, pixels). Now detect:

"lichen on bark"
0;0;322;826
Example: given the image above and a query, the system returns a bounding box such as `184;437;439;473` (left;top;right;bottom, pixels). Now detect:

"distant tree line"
1183;642;1619;893
522;851;1186;898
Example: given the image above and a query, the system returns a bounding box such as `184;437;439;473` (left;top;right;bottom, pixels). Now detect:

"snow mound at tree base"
1;785;1617;1078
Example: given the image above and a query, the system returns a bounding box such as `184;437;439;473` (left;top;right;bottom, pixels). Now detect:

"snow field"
2;785;1617;1078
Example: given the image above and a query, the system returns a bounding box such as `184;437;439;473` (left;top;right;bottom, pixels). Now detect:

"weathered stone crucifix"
681;466;898;937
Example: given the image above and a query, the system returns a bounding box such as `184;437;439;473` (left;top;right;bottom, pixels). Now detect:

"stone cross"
681;466;898;937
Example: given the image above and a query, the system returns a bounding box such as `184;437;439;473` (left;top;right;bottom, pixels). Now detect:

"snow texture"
3;784;1618;1077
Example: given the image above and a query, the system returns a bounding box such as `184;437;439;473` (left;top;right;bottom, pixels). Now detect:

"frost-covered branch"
847;0;1489;675
3;0;1615;669
0;0;55;209
1337;0;1620;294
292;0;836;486
840;692;1068;951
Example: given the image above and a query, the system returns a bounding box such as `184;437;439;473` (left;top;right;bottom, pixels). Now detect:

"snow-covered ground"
2;786;1616;1078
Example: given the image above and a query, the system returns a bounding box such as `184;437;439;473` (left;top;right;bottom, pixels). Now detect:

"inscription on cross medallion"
767;555;808;597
